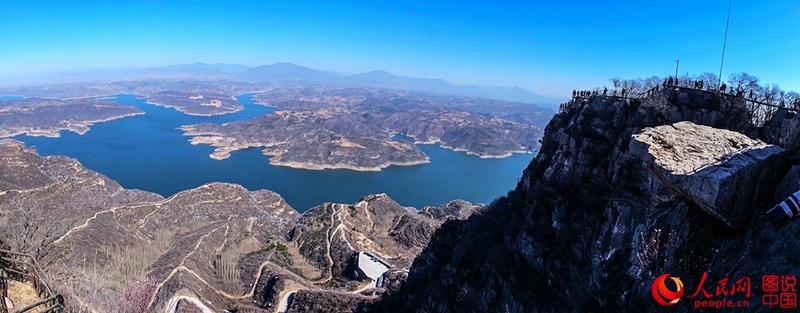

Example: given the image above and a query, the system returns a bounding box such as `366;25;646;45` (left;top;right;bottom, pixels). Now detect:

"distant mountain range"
0;62;564;109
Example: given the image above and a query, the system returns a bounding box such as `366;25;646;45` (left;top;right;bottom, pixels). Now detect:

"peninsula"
0;98;144;138
0;71;549;170
180;109;430;171
178;85;542;170
146;90;243;116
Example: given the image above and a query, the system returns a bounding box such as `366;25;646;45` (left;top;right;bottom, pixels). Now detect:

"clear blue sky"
1;0;797;98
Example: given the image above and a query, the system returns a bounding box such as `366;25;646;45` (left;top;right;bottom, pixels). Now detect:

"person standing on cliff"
668;77;674;86
603;87;608;96
573;90;577;98
721;82;727;93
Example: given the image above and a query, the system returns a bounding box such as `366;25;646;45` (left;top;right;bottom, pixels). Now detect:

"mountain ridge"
0;62;563;109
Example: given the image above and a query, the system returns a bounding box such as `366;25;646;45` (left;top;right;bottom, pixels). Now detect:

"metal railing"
563;85;797;126
0;249;65;313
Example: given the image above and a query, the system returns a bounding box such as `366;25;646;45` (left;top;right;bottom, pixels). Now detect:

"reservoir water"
12;94;535;212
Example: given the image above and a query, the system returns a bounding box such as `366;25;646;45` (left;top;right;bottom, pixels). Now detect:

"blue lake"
12;94;535;212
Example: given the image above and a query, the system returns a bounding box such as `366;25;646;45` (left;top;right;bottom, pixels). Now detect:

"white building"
355;252;391;289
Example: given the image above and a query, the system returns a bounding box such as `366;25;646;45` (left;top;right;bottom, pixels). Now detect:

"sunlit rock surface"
631;121;787;228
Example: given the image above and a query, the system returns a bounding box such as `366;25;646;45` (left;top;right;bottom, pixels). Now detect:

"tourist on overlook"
603;87;608;96
668;77;673;86
720;82;727;93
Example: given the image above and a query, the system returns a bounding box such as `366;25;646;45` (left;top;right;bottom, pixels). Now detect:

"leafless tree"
610;77;621;91
677;72;695;88
787;91;800;110
644;76;662;90
728;72;760;93
698;72;719;90
0;199;61;267
619;78;645;98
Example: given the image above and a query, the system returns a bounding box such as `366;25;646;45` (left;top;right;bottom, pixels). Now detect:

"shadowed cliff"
383;87;800;312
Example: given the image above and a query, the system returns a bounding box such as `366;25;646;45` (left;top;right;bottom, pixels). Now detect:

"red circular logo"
652;273;684;306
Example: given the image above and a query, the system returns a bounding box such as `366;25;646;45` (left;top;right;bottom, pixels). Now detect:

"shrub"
118;276;159;313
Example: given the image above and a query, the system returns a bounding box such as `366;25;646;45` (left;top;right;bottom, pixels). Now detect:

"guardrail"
563;86;797;127
0;249;64;313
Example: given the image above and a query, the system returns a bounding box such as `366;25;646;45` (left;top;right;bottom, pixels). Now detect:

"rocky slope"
0;140;481;312
384;88;800;312
0;139;162;262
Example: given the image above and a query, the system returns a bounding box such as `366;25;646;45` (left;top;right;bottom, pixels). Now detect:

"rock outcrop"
385;87;800;312
630;121;787;228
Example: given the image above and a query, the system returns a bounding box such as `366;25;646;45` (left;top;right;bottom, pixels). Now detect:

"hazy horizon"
2;1;798;98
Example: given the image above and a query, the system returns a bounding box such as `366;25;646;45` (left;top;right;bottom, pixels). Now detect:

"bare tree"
728;72;760;93
698;72;719;90
620;78;645;98
610;77;621;91
787;91;800;109
678;72;695;88
644;76;662;90
0;200;61;267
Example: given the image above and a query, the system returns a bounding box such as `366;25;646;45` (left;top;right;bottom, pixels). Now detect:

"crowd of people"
572;87;629;99
569;75;800;111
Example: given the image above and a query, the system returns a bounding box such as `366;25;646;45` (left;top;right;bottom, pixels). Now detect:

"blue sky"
1;0;797;98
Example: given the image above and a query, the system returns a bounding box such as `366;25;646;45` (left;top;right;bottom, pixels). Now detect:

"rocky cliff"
385;88;800;312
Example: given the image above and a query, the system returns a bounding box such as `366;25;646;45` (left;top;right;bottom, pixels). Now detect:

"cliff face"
389;89;800;312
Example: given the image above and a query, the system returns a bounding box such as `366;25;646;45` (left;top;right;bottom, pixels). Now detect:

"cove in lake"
12;94;535;212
